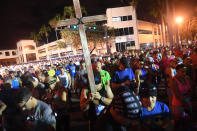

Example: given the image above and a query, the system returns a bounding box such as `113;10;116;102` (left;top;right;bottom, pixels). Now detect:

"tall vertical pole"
73;0;96;93
166;0;174;48
104;26;110;54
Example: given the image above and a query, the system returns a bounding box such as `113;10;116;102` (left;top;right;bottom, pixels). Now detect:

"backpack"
113;85;142;119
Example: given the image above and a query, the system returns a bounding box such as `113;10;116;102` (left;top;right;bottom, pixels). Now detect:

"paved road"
70;94;89;131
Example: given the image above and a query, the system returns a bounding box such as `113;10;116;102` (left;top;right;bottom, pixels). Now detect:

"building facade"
0;50;18;65
0;6;163;65
106;6;162;52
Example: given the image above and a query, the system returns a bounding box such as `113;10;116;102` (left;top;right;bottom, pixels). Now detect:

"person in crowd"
96;84;142;131
111;57;136;93
169;64;192;130
66;60;77;93
139;82;172;130
135;60;148;94
165;59;177;111
43;76;69;131
10;71;21;89
75;60;87;94
80;71;114;131
95;61;111;91
16;88;56;130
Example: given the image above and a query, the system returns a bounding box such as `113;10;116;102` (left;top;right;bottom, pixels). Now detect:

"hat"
140;82;157;97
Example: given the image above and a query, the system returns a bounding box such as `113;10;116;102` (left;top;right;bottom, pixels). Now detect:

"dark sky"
0;0;196;50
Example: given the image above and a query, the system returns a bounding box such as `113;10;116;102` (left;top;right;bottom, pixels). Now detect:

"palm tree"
49;14;61;40
39;25;51;44
63;6;87;19
30;32;41;46
149;0;167;47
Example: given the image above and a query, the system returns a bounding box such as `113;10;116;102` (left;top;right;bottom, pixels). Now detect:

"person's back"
95;85;142;131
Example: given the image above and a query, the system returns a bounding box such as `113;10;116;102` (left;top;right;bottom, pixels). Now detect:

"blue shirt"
111;68;135;84
58;71;69;88
55;70;61;76
12;77;20;89
66;64;76;77
141;101;169;117
140;101;170;129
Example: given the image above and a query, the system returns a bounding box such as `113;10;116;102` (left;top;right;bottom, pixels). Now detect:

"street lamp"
175;16;183;49
175;17;183;24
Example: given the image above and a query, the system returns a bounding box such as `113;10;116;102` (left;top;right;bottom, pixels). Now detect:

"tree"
63;6;87;19
59;24;115;54
49;14;61;40
181;16;197;41
49;6;87;41
56;41;67;48
30;32;41;46
39;25;51;44
149;0;167;47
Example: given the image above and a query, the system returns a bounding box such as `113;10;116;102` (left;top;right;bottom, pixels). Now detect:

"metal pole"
104;26;110;54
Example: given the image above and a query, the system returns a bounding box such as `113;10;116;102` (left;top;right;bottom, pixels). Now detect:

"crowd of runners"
0;43;197;131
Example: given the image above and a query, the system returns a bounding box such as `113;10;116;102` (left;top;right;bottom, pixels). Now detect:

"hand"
88;93;95;101
92;92;101;100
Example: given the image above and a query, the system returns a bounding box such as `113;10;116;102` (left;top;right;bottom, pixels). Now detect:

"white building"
106;6;162;52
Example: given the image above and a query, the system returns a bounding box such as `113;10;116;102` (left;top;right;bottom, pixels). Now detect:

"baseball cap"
140;82;157;97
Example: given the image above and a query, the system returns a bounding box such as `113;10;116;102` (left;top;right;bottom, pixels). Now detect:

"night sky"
0;0;196;50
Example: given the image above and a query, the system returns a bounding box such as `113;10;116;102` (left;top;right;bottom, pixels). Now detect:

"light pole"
175;16;183;49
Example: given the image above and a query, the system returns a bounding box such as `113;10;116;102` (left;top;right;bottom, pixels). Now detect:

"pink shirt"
172;77;190;106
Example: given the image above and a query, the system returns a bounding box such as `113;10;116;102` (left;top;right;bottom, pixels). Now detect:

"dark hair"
120;57;130;68
176;64;185;70
93;70;101;85
17;71;23;77
80;60;85;64
140;82;157;98
22;76;35;89
9;71;15;75
83;70;101;87
15;88;32;103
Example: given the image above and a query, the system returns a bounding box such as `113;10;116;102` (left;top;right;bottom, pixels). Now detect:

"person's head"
170;59;177;68
140;82;157;109
22;76;38;89
84;70;102;90
17;71;23;78
16;88;34;111
9;71;15;79
80;60;86;69
118;57;130;70
93;70;102;90
69;60;73;65
176;64;187;77
37;72;46;83
95;61;102;72
2;77;12;89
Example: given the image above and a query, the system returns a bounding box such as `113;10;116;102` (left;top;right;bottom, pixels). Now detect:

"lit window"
112;17;121;22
